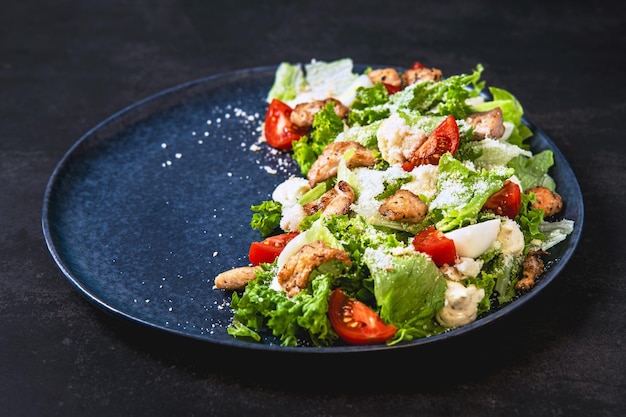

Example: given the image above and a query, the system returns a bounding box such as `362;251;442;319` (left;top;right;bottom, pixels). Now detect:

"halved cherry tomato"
328;289;397;345
382;82;402;95
403;115;460;171
411;61;425;70
412;225;457;266
481;180;522;219
264;99;306;150
248;232;299;265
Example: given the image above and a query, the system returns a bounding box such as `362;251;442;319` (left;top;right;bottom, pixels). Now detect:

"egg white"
445;219;501;258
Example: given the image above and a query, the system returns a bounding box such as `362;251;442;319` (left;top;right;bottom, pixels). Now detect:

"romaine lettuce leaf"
364;247;447;343
304;58;359;100
536;219;575;250
517;192;546;244
429;153;513;232
266;62;306;103
405;64;484;119
348;65;485;127
507;150;556;191
460;138;532;170
337;119;382;149
477;250;522;306
266;58;360;106
348;83;391;126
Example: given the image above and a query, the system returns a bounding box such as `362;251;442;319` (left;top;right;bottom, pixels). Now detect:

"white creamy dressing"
272;176;310;206
436;281;485;327
496;218;525;256
441;257;484;281
272;177;310;233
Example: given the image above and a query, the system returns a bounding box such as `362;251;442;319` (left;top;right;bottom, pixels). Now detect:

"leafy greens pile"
224;58;574;347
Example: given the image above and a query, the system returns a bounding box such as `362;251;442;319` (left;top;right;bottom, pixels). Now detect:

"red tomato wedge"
403;115;460;171
481;180;522;219
412;225;457;266
328;289;397;345
382;82;402;95
248;232;299;265
264;99;305;150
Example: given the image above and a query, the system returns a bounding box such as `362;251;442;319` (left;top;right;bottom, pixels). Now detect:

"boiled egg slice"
445;219;501;259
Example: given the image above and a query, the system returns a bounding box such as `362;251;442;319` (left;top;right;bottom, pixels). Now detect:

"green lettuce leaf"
364;248;447;343
406;64;484;119
507;150;556;191
292;103;344;175
476;250;523;306
347;83;391;126
470;86;533;148
266;62;306;103
250;200;282;237
303;58;359;99
429;153;513;232
460;138;532;170
536;219;575;250
266;58;360;105
348;65;485;127
229;263;341;347
517;192;546;244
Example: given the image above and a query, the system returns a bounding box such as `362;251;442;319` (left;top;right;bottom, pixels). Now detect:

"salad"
213;58;575;347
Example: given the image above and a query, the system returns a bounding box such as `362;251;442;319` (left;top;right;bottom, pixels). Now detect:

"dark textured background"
2;1;624;416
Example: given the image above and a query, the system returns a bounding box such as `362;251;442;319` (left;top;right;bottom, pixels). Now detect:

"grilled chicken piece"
214;266;260;290
401;67;443;86
527;186;563;217
367;68;402;88
515;250;547;291
303;180;355;216
465;108;505;140
378;189;428;223
290;98;349;129
277;240;352;297
307;141;376;187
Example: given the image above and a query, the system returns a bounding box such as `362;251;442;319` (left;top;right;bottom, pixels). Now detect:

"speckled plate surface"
42;66;584;352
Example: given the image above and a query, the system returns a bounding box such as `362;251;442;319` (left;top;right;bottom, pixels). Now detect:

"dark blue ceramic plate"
42;66;584;352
